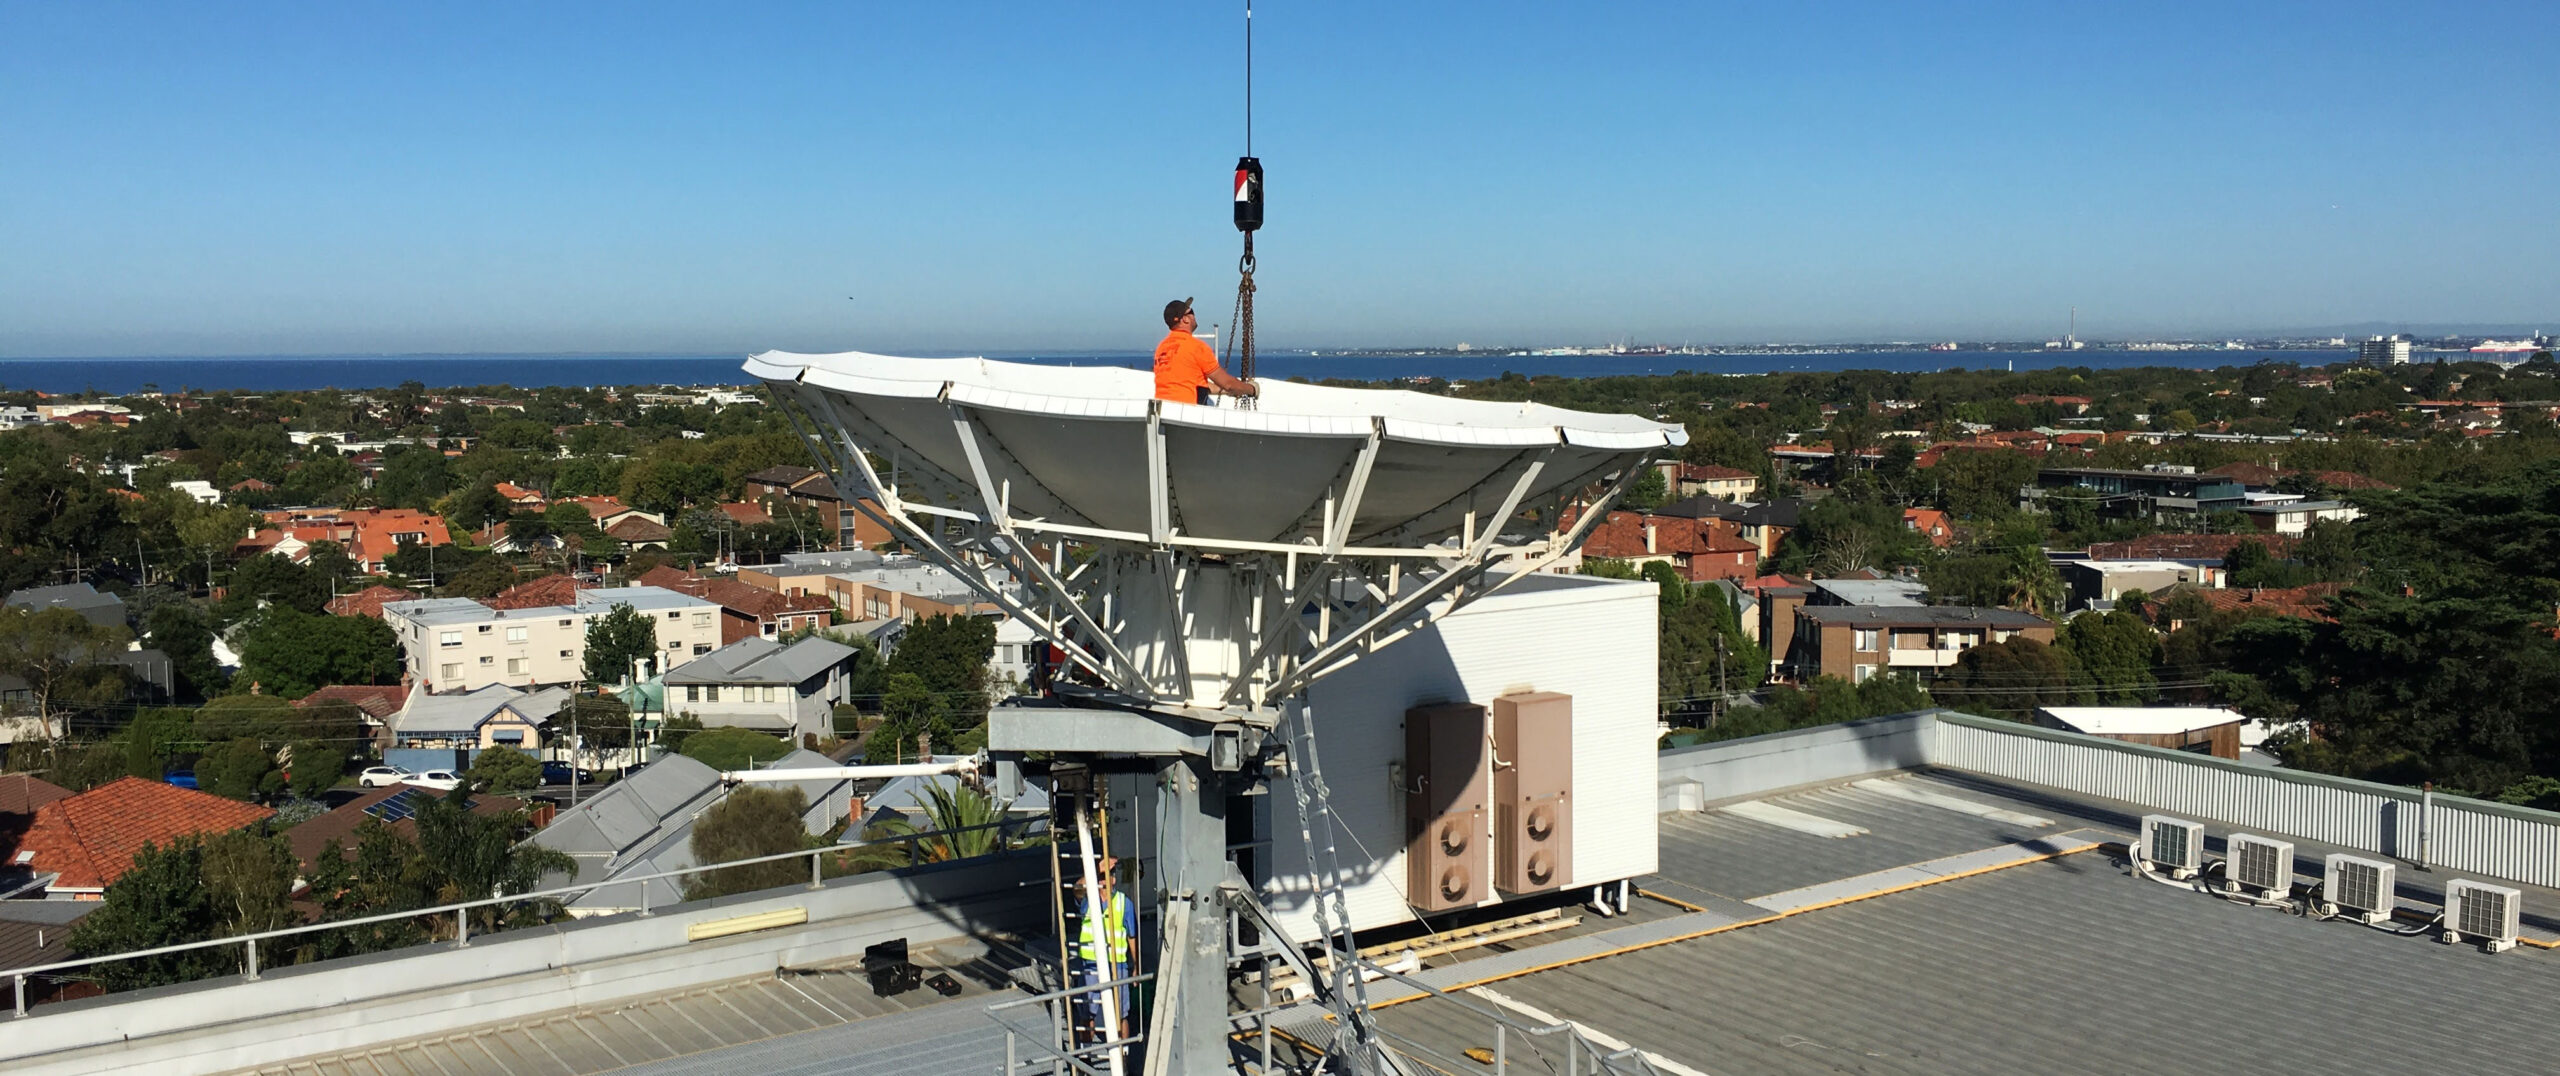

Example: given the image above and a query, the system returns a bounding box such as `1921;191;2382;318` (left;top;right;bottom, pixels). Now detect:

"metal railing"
983;951;1665;1076
1354;959;1664;1076
6;814;1048;1018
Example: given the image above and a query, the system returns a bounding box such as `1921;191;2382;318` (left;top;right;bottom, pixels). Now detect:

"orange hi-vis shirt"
1154;330;1219;404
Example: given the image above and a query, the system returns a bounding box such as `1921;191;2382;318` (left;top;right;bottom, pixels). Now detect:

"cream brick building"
384;586;724;693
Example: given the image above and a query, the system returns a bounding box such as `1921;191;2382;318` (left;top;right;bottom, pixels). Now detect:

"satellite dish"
749;350;1683;710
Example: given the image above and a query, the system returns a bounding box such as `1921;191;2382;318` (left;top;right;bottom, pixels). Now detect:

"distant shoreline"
0;348;2382;394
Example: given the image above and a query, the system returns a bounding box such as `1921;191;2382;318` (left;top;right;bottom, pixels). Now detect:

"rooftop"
663;636;855;686
1796;604;2050;629
392;683;573;735
2038;705;2249;736
383;585;715;627
12;778;275;891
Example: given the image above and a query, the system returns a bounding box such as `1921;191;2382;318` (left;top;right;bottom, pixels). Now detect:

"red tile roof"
14;778;274;891
327;584;420;619
715;502;772;525
604;515;674;543
487;573;588;610
2152;582;2344;623
295;683;412;722
0;774;72;816
1581;511;1758;561
1903;508;1955;548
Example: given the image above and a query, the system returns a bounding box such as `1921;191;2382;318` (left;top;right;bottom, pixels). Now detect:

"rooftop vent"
2321;854;2396;925
2224;833;2294;897
2140;815;2203;880
2444;880;2522;954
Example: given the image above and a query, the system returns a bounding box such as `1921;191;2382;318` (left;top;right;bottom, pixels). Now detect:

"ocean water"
0;349;2349;394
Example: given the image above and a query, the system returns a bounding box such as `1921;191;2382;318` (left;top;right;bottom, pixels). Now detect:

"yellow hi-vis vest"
1076;889;1133;967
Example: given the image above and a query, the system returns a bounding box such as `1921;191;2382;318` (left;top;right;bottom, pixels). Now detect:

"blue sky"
3;1;2554;356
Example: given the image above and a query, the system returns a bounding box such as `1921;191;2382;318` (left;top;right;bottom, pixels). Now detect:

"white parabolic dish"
745;350;1686;549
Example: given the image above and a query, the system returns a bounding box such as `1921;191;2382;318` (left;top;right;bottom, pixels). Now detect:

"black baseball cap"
1163;297;1194;327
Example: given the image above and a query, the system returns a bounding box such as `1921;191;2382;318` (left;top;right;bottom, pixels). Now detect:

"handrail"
6;813;1047;1017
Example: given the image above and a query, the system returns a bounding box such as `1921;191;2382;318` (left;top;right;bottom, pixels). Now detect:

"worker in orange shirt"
1154;298;1260;405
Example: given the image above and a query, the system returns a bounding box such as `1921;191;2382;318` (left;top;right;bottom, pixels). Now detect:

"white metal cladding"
1263;574;1659;940
1931;713;2560;889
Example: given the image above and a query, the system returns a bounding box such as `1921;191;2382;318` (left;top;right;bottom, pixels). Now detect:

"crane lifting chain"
1226;155;1263;409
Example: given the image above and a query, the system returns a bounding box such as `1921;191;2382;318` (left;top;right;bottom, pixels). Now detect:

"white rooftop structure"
382;585;715;629
2037;705;2249;737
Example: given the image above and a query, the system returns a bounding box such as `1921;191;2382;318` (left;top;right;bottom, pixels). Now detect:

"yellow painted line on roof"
1373;836;2101;1009
1633;888;1707;913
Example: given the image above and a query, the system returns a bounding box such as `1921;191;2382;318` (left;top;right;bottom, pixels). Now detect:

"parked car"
540;761;603;785
405;770;464;791
358;765;411;788
163;770;197;790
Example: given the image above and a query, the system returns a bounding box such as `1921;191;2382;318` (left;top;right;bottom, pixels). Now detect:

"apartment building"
383;586;723;693
1784;605;2053;683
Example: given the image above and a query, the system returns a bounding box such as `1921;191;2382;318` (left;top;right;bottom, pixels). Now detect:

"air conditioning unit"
2140;815;2203;879
2444;879;2522;954
2224;833;2294;897
2321;854;2397;925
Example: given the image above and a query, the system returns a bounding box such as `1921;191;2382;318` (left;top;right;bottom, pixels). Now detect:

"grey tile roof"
526;750;857;911
664;636;855;685
391;683;572;736
3;583;125;629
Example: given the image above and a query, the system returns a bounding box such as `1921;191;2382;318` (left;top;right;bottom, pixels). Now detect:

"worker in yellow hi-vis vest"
1075;855;1136;1041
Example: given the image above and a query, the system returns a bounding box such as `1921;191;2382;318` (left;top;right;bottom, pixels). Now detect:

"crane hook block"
1233;156;1264;233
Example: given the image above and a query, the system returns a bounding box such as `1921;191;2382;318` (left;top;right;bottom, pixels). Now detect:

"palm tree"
842;780;1029;872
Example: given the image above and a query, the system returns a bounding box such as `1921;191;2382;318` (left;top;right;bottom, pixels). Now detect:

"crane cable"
1224;0;1264;407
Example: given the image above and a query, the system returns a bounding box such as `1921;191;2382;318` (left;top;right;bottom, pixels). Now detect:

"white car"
404;770;464;791
358;766;412;788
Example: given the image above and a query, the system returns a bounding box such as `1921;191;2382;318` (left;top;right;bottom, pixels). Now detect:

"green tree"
2056;610;2159;705
446;482;511;532
1930;449;2041;519
685;785;814;899
440;556;519;599
197;828;299;937
286;739;342;799
466;748;541;793
304;821;434;957
887;614;996;724
231;607;402;698
411;787;574;933
1691;674;1931;745
221;552;330;618
1936;636;2076;721
1922;554;2012;607
67;839;230;991
145;601;226;701
1650;567;1765;721
199;736;284;802
679;727;793;772
2222;539;2313;590
868;671;948;763
852;780;1015;869
1620;464;1668;512
119;707;197;779
0;606;131;747
583;601;661;684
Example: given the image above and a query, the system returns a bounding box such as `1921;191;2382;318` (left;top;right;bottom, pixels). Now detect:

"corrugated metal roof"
1368;772;2560;1076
